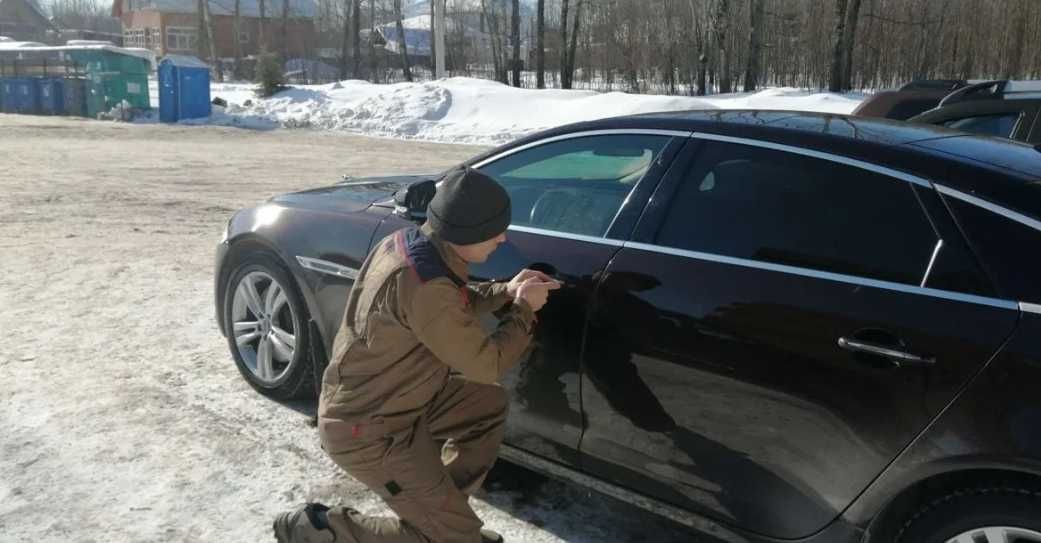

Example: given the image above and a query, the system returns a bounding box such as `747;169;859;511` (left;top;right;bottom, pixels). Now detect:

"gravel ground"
0;114;696;543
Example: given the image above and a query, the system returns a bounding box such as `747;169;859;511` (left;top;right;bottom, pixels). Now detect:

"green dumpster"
65;49;151;117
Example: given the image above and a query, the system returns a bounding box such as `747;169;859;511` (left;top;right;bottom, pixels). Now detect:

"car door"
371;130;687;464
579;135;1020;538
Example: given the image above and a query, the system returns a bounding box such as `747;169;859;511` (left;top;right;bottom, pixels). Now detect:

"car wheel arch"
863;466;1041;542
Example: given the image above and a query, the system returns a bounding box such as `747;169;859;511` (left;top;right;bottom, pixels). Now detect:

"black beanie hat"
426;166;511;245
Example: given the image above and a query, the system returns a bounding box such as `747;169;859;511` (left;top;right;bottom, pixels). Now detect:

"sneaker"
481;527;505;542
273;503;334;543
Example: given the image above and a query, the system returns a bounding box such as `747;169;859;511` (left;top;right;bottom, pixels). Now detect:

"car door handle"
837;337;935;368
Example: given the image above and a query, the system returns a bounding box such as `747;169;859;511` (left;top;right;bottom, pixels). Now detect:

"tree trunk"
340;0;350;79
199;0;220;81
536;0;544;88
281;0;289;61
233;0;242;78
828;0;848;92
559;0;569;88
743;0;763;91
258;0;266;50
563;0;582;89
394;0;412;81
1005;0;1027;78
511;0;520;86
369;0;377;82
841;0;862;90
352;0;361;78
713;0;730;93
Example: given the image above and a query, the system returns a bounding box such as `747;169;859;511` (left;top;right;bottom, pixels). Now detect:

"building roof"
118;0;317;19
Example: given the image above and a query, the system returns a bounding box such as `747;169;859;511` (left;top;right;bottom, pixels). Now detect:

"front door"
580;136;1020;538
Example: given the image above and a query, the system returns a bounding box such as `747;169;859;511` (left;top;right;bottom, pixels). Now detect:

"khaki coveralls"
317;224;535;543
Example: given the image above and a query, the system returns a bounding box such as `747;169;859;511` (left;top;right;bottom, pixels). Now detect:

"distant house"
375;13;529;67
0;0;55;42
111;0;317;59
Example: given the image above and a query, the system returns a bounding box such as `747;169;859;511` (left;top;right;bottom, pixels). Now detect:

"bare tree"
511;0;520;86
197;0;220;80
536;0;545;88
368;0;378;83
712;0;730;93
233;0;242;78
743;0;764;91
394;0;412;81
259;0;267;49
841;0;863;89
352;0;361;78
340;0;350;79
281;0;290;61
559;0;569;88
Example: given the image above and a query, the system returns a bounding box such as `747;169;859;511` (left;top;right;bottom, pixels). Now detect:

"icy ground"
0;115;697;542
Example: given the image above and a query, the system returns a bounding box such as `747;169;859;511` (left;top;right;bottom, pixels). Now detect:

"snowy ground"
0;114;698;542
145;77;867;145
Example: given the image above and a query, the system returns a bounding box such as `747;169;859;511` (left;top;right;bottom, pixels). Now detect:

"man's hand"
506;269;558;298
513;275;561;312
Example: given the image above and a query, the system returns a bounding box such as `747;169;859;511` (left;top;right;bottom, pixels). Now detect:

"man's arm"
410;278;534;384
466;281;513;314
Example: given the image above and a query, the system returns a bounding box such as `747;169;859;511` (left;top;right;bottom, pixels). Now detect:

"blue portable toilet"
158;55;211;123
38;78;65;115
7;78;40;114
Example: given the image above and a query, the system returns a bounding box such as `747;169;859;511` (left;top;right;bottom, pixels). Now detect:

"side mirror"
393;179;436;223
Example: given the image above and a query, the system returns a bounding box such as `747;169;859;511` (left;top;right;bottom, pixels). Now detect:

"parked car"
908;80;1041;143
851;79;969;120
855;79;1041;143
214;111;1041;543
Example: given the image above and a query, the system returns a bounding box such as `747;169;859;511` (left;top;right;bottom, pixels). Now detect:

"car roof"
471;109;1041;221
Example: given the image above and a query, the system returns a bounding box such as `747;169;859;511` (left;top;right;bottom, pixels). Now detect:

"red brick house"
111;0;316;59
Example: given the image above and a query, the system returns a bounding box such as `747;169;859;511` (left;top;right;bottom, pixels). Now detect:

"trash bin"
86;71;150;118
158;55;211;123
63;77;87;117
38;77;64;115
6;78;40;114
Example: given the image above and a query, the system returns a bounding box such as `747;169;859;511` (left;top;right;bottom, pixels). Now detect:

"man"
275;166;560;543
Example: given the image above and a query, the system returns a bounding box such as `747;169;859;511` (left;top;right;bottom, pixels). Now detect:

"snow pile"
157;77;865;145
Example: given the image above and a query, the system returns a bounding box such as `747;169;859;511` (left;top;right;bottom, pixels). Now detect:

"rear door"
579;135;1020;537
372;130;687;464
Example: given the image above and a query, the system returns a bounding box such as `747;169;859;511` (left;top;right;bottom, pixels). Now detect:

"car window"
655;141;939;285
942;113;1020;137
479;135;671;237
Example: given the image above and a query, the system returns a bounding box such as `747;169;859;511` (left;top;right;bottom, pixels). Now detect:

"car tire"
223;251;313;400
895;486;1041;543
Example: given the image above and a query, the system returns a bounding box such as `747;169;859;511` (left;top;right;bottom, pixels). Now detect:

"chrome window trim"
507;224;625;246
470;129;692;169
687;131;934;188
622;241;1019;311
920;238;944;288
1021;302;1041;315
934;184;1041;234
296;256;359;280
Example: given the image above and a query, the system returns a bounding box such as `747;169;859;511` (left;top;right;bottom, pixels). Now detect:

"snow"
181;77;865;145
140;76;869;145
0;41;157;66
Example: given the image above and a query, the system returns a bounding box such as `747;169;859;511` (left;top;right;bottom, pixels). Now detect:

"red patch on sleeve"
459;287;470;307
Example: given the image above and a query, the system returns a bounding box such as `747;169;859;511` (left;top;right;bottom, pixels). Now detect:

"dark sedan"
215;111;1041;543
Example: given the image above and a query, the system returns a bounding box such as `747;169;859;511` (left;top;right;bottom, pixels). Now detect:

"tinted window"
479;135;671;237
946;197;1041;303
943;113;1020;137
656;141;938;285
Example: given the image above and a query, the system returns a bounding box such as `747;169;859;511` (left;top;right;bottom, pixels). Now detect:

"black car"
215;111;1041;543
855;79;1041;143
908;80;1041;143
